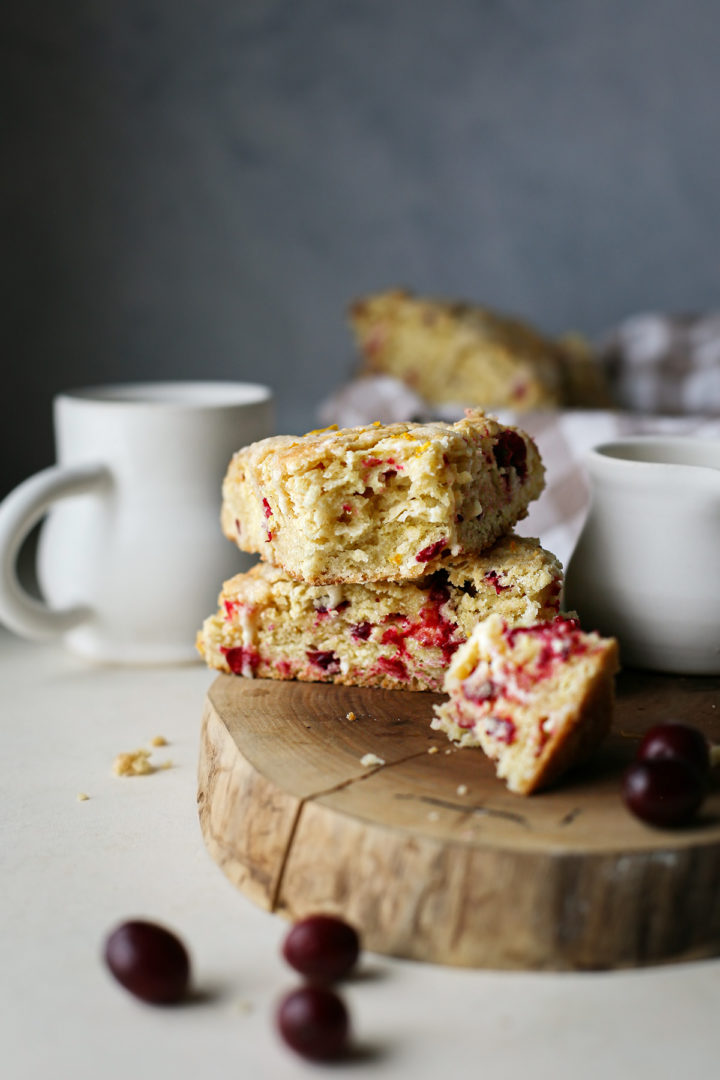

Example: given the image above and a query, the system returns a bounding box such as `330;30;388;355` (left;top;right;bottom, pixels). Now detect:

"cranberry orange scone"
349;289;614;409
197;535;562;691
221;411;544;584
432;614;619;794
349;289;565;410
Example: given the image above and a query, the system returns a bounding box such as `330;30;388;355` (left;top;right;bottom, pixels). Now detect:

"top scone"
221;410;545;584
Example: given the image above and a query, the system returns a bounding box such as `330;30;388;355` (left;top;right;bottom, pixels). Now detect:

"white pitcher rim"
589;435;720;476
57;380;273;409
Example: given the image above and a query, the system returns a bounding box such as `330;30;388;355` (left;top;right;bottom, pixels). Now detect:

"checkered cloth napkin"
318;308;720;569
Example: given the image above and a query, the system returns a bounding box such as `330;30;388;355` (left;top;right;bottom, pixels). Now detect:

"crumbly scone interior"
432;614;618;793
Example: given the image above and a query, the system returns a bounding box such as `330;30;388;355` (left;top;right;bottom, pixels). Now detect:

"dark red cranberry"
276;986;350;1061
223;645;260;675
350;621;372;641
484;570;509;595
282;914;360;982
622;759;705;827
492;430;528;479
637;722;710;778
416;539;447;563
306;649;341;675
375;655;409;681
104;920;190;1004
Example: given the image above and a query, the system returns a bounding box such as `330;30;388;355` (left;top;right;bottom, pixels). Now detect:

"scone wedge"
349;288;613;409
349;288;565;409
221;411;544;584
432;614;619;793
197;535;562;692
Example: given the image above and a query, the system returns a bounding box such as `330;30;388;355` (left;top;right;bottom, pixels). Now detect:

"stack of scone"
198;410;560;690
197;409;618;793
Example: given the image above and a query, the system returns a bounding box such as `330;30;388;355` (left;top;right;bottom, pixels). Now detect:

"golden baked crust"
349;289;612;409
221;410;545;584
432;613;619;793
197;535;562;692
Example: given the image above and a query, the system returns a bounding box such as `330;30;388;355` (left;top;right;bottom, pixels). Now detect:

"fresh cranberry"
223;645;260;676
282;915;360;982
380;625;407;649
306;649;341;675
492;430;528;479
276;986;350;1061
416;539;447;563
484;570;509;595
374;655;409;681
622;759;705;827
350;621;372;641
104;920;190;1005
637;723;710;778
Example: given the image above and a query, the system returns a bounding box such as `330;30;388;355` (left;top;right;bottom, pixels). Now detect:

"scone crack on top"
221;410;545;585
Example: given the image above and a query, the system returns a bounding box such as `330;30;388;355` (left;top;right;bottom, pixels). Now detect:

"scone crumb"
427;746;439;755
150;735;168;747
76;792;90;802
346;711;356;721
360;752;385;767
456;784;468;796
427;810;440;822
113;749;155;776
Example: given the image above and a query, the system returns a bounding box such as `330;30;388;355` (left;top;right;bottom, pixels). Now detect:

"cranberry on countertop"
282;914;360;982
104;919;190;1005
276;985;350;1061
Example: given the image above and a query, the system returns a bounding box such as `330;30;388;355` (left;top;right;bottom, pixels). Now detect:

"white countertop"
3;625;719;1080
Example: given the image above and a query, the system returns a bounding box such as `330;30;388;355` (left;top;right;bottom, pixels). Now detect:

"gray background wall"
3;0;719;497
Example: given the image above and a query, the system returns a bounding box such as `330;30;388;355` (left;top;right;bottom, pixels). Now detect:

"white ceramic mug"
0;382;274;663
563;436;720;675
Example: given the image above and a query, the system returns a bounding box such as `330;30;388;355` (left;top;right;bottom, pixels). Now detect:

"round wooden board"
197;671;720;971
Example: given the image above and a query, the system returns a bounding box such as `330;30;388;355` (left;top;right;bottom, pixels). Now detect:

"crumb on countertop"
456;784;468;796
427;746;439;755
360;752;385;767
427;810;439;822
76;792;90;802
346;711;356;721
150;734;168;747
112;748;173;777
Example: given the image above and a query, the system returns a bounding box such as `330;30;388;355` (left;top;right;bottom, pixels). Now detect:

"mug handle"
0;463;111;640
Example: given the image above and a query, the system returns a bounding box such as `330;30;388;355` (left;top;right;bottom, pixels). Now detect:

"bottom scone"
197;535;562;692
432;613;619;793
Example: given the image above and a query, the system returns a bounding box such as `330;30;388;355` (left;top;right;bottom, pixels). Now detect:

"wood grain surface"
197;671;720;970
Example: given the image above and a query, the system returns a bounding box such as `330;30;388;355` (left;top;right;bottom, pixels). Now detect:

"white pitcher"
0;382;274;663
563;437;720;675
